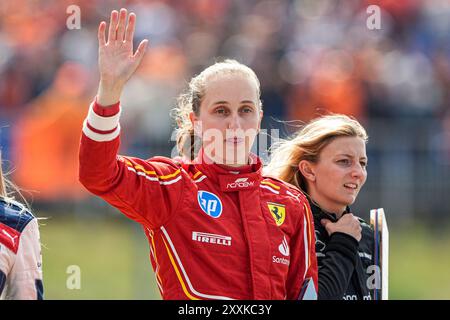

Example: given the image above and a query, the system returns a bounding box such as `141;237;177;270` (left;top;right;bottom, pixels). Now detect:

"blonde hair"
171;59;262;160
0;152;29;207
0;158;6;198
0;152;13;202
265;114;368;192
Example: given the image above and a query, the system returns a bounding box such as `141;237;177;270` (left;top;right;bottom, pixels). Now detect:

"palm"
99;41;134;81
98;9;148;88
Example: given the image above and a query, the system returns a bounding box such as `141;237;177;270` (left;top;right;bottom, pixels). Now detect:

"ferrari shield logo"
267;202;286;226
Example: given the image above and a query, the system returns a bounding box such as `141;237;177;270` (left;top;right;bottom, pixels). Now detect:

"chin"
223;152;248;165
337;194;356;206
344;196;357;206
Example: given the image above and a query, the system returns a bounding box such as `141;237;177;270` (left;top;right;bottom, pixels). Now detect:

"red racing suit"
79;100;318;300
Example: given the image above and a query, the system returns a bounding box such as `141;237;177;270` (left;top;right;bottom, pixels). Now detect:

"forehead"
321;136;367;157
202;73;259;105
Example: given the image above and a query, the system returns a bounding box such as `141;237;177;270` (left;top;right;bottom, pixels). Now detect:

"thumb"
132;39;149;66
321;219;334;235
321;219;332;227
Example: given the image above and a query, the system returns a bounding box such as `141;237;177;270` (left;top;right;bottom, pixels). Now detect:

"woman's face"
303;136;368;214
191;73;262;166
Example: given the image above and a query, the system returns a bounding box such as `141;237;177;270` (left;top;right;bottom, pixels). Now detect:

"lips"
225;137;244;144
343;183;358;190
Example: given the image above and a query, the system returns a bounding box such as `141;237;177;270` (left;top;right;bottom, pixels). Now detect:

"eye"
214;107;228;115
337;159;351;166
360;161;368;168
240;106;254;113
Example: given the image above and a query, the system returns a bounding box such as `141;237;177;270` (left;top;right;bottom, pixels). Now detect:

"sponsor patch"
272;236;290;265
267;202;286;226
220;174;258;192
197;191;223;218
278;236;290;257
192;231;232;247
0;224;20;254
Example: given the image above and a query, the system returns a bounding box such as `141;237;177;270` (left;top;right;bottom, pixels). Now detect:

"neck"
222;162;249;168
201;149;252;167
307;192;346;219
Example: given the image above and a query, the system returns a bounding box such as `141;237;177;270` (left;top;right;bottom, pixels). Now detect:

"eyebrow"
337;154;368;160
212;100;255;105
212;101;229;105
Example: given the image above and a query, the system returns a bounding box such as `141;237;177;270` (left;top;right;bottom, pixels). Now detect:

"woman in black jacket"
266;114;375;300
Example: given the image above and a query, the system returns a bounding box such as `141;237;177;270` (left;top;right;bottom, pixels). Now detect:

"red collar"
192;149;262;192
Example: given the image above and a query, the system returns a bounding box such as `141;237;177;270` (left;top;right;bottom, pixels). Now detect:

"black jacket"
310;200;375;300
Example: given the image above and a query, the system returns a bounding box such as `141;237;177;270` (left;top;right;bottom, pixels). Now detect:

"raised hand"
321;213;362;242
97;8;148;106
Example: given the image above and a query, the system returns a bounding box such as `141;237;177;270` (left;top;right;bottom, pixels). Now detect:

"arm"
0;237;12;298
316;232;359;300
316;214;361;300
286;200;318;300
79;9;183;228
79;109;185;228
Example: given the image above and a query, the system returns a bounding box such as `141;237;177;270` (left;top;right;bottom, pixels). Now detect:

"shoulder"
149;156;185;168
353;217;375;261
260;175;308;204
356;216;375;245
0;199;36;254
117;155;187;181
357;217;373;233
0;199;35;233
118;154;182;170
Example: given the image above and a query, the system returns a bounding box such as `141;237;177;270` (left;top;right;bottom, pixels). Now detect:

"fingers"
116;8;127;42
321;215;362;240
321;219;334;235
98;21;106;46
107;10;119;43
106;9;136;44
125;13;136;43
341;214;362;241
133;39;149;63
320;219;330;227
341;213;356;223
341;214;359;227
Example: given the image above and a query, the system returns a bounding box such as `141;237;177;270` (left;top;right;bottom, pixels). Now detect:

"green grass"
389;224;450;299
40;215;161;299
39;215;450;299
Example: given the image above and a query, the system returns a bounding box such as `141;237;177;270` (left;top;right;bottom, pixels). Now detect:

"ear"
298;160;316;182
189;112;197;126
257;110;263;132
190;112;202;136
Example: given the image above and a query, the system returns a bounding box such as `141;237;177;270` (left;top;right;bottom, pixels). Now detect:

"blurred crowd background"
1;0;450;299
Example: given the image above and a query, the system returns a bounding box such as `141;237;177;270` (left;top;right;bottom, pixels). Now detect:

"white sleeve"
0;235;14;297
1;218;43;300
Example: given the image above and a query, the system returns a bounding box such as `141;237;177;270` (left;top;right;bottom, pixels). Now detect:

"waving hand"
97;9;148;106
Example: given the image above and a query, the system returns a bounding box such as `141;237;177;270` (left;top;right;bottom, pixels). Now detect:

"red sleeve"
78;100;185;229
286;198;318;300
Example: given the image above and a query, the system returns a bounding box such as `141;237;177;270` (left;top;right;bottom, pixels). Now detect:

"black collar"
307;196;350;222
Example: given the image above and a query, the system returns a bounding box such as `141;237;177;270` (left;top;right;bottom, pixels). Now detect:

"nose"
226;113;242;130
351;163;366;180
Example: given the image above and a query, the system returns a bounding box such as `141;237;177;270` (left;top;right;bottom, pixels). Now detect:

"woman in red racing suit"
79;8;317;300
